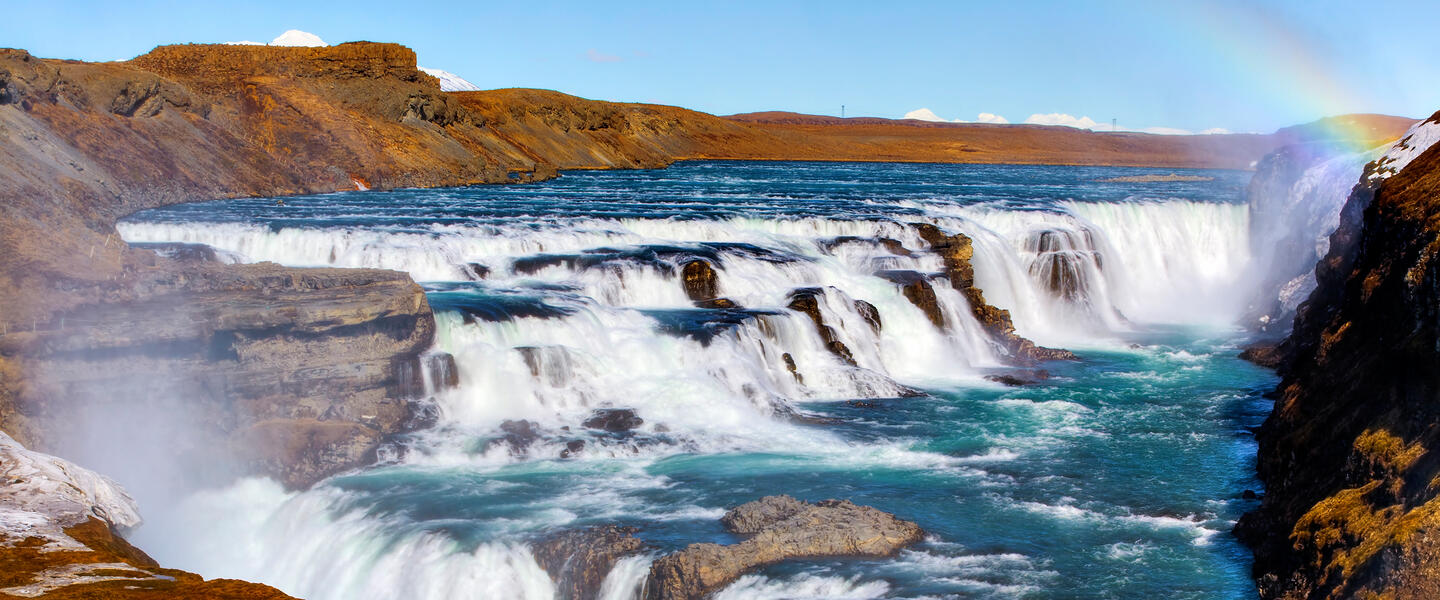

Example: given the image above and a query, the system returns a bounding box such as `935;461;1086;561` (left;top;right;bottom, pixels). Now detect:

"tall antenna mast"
841;105;846;118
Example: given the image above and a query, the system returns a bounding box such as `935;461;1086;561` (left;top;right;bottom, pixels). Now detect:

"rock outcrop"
786;289;857;366
644;495;923;600
3;261;438;490
911;223;1075;363
1237;113;1440;599
532;526;648;600
0;432;294;599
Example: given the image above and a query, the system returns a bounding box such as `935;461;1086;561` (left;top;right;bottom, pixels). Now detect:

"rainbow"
1164;1;1405;147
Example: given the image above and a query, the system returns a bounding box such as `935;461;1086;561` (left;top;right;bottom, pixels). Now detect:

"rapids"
119;161;1282;599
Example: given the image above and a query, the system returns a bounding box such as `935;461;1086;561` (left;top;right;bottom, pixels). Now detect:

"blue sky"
4;0;1436;133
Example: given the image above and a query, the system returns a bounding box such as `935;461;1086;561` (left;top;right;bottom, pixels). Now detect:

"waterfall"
1242;145;1386;331
117;168;1261;600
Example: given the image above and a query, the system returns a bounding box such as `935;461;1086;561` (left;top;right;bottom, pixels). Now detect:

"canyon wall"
1238;114;1440;599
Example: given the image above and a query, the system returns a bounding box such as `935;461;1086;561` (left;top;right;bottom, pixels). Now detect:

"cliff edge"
1238;113;1440;599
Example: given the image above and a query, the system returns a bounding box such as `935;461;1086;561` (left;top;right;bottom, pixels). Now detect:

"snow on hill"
270;29;327;47
419;67;482;92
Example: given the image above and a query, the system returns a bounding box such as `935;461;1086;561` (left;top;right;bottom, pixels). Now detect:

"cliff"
1237;113;1440;598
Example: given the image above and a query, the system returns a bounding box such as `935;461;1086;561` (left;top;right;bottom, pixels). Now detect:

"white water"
120;192;1265;600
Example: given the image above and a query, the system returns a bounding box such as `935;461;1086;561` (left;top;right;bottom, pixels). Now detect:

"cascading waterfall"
119;162;1280;599
1243;145;1387;330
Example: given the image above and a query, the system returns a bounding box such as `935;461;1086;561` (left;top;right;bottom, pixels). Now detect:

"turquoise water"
123;161;1272;599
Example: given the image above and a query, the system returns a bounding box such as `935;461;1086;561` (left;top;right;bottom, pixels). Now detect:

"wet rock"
1242;489;1259;500
781;353;803;384
462;262;490;279
819;236;914;257
681;259;719;302
129;241;220;262
985;369;1051;386
911;223;1076;363
1025;229;1097;302
583;408;644;432
532;526;648;600
1238;341;1283;369
560;440;586;459
394;352;461;398
645;495;923;600
847;399;879;408
786;289;856;366
854;299;882;333
495;419;541;455
770;401;840;426
877;270;945;329
694;297;740;309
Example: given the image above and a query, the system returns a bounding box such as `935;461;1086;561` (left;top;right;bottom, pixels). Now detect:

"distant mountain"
419;67;481;92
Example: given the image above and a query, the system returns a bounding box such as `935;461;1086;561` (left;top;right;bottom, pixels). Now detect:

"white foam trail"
711;573;890;600
597;554;654;600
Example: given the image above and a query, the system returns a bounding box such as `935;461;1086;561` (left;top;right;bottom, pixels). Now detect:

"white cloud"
904;108;1010;124
586;49;622;63
1024;113;1103;129
1022;112;1232;136
904;108;950;122
1198;127;1233;135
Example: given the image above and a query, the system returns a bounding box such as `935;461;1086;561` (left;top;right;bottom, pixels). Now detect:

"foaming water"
122;161;1273;599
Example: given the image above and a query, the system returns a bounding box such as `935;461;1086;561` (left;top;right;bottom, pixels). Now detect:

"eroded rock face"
645;495;923;600
786;289;856;366
1237;114;1440;599
532;526;648;600
911;223;1075;364
4;262;437;490
877;270;945;329
680;260;720;304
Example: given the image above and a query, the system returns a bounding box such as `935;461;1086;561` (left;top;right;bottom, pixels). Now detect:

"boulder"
644;495;923;600
680;260;719;302
583;408;644;432
492;419;542;455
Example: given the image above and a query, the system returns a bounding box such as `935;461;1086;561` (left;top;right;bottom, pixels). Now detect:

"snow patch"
1368;115;1440;182
419;67;482;92
0;431;141;544
270;29;327;47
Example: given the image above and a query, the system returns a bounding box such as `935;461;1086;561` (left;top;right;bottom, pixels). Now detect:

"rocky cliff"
1237;113;1440;598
